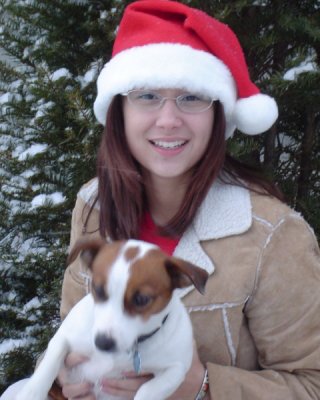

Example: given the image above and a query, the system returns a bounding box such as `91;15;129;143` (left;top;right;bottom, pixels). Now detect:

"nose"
95;333;116;352
155;99;183;130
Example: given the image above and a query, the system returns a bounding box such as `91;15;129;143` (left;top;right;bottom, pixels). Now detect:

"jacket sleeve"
60;195;99;320
207;214;320;399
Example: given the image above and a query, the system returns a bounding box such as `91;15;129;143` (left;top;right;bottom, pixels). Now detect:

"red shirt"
139;213;179;256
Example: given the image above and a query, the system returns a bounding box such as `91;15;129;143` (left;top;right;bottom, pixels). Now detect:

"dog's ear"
165;258;209;294
67;238;106;268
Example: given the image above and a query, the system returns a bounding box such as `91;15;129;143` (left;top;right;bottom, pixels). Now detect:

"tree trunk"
264;125;277;173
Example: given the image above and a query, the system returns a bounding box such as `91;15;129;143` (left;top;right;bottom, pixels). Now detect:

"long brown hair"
94;95;282;240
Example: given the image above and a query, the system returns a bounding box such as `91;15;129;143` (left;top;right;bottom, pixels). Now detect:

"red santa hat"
94;0;278;138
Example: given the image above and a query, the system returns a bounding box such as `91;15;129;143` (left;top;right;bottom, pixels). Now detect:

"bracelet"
195;368;209;400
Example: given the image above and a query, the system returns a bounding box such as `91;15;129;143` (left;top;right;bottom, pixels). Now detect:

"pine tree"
217;0;320;235
0;0;319;394
0;0;131;392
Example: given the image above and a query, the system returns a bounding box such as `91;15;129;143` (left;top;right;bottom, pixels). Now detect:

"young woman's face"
122;89;214;183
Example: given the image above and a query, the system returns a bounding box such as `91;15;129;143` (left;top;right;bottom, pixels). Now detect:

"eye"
139;92;157;100
135;91;161;102
179;93;201;102
132;291;153;308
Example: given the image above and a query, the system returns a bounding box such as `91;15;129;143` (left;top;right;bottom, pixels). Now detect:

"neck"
144;174;189;226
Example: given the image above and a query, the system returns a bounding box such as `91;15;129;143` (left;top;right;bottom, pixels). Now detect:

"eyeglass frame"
121;89;216;114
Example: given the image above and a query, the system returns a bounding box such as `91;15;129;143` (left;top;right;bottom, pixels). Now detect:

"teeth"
151;140;186;149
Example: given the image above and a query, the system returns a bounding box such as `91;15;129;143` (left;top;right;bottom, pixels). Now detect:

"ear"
67;238;106;269
165;257;209;294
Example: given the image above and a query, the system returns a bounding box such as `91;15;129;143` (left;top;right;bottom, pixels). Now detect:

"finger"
121;371;153;379
61;381;94;399
100;381;137;400
101;375;150;395
57;353;89;387
100;385;134;399
72;395;95;400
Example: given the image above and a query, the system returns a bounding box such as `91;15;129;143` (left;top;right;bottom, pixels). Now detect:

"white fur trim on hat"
94;43;278;137
94;43;238;136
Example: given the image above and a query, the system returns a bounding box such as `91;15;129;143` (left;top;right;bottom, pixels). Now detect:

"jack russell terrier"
16;238;209;400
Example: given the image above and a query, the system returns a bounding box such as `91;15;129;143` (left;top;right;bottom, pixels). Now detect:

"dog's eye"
132;292;152;308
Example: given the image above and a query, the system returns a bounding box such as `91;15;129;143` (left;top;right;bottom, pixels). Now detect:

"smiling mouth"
150;140;187;149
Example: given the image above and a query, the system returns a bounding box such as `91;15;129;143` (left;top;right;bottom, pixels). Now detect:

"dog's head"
68;238;208;352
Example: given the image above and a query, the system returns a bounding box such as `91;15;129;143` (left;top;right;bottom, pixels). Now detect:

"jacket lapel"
174;181;252;277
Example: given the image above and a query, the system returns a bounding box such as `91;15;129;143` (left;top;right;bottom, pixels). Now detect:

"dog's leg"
134;364;186;400
16;333;69;400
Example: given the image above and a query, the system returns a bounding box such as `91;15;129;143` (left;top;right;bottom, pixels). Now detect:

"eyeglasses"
122;89;215;113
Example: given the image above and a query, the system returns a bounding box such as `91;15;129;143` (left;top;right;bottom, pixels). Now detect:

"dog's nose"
95;334;116;352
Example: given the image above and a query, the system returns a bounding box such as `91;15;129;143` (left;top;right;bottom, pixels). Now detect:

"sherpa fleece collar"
173;180;252;278
78;177;252;275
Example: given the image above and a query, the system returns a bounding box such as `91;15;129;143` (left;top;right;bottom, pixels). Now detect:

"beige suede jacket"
61;178;320;400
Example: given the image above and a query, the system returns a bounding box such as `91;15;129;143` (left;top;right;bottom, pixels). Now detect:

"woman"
2;1;320;399
57;1;320;399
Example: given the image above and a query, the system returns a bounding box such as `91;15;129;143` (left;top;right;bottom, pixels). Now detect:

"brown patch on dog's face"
90;241;125;303
124;249;173;320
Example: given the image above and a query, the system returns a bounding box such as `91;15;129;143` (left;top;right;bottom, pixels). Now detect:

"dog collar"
137;314;169;344
132;314;169;374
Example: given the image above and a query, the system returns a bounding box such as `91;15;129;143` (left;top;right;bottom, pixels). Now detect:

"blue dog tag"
133;345;141;374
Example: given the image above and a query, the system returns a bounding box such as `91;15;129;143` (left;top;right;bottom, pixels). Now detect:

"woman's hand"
100;342;207;400
57;352;95;399
99;371;153;399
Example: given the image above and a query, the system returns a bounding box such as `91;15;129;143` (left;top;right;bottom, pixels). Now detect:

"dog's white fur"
16;239;208;400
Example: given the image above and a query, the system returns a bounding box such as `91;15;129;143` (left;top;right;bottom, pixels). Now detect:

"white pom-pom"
233;94;278;135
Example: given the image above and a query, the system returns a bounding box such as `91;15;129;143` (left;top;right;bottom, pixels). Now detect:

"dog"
16;238;209;400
